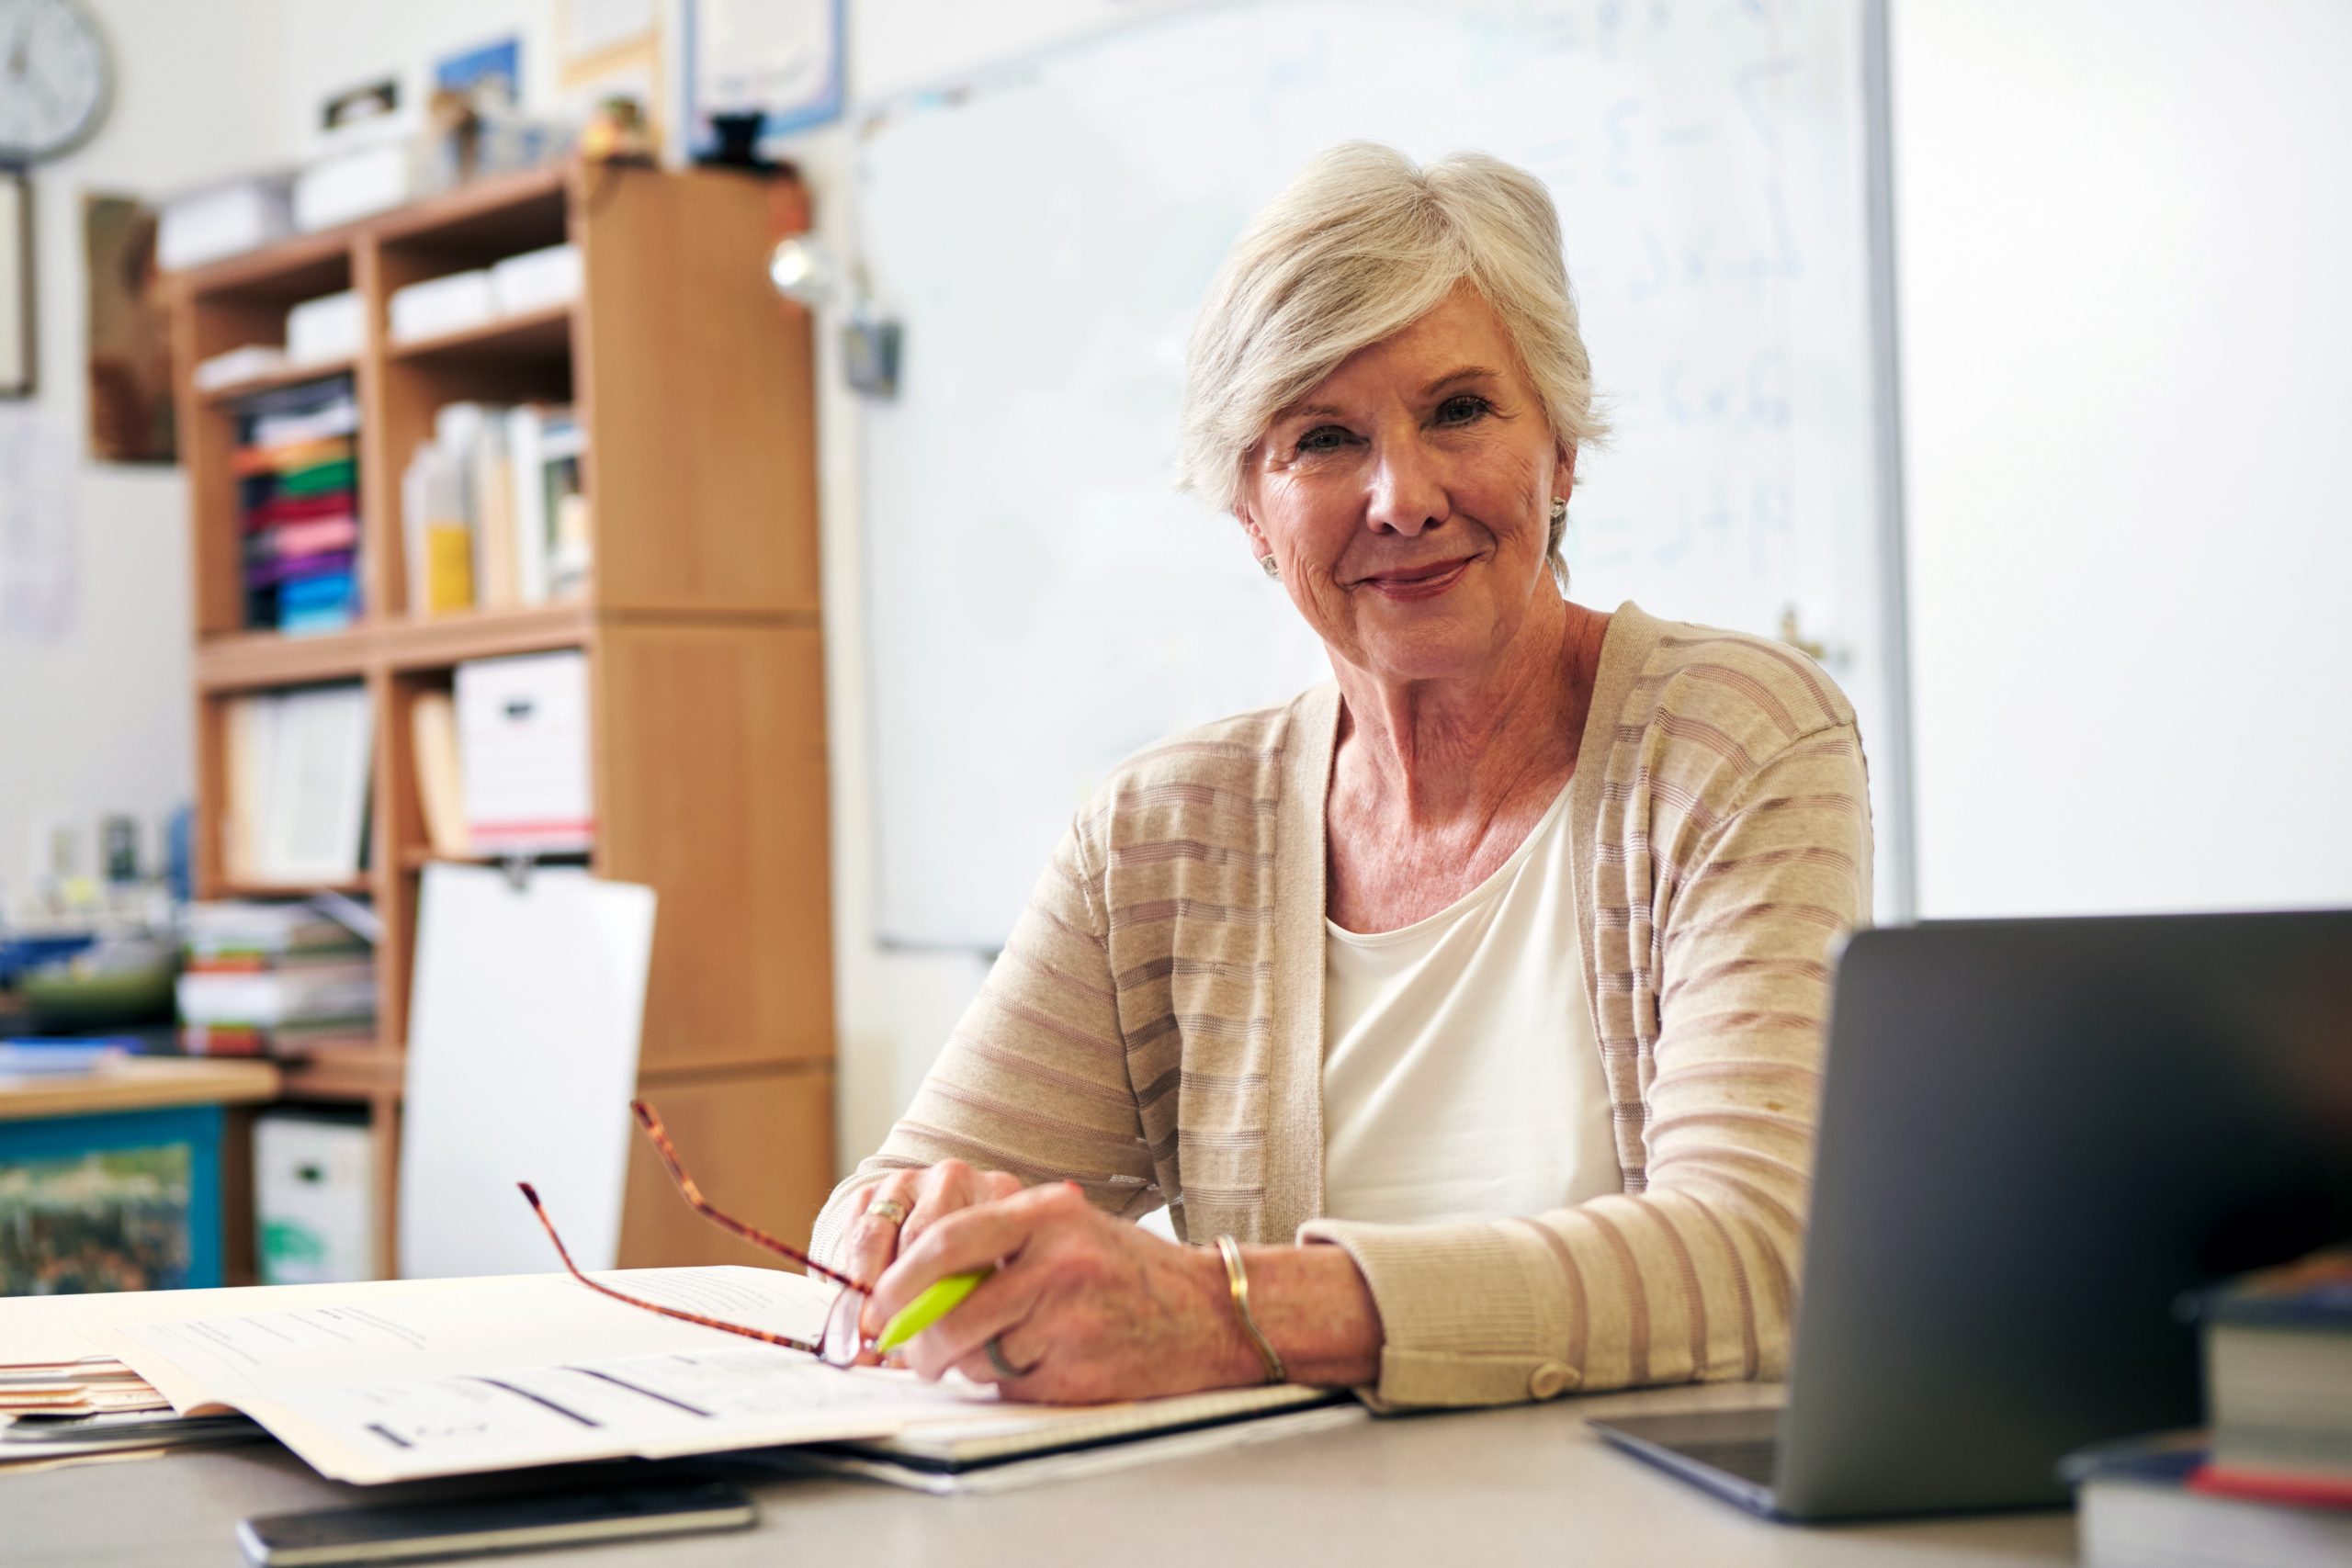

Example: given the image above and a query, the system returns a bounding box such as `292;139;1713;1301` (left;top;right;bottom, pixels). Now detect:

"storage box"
294;141;419;232
489;243;583;317
286;290;367;365
158;175;295;271
254;1111;376;1284
389;270;496;344
455;650;594;853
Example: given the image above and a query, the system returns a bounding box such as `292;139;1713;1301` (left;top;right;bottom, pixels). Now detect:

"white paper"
0;1274;484;1374
0;176;27;391
0;407;78;643
398;865;654;1280
100;1268;995;1483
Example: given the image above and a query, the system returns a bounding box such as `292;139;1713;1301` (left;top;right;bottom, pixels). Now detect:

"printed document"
90;1267;998;1484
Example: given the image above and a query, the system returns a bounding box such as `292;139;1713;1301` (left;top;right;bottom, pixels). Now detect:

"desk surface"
4;1382;2077;1567
0;1058;280;1122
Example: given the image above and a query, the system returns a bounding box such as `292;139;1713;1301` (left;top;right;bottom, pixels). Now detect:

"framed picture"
683;0;843;152
0;171;32;400
84;192;175;463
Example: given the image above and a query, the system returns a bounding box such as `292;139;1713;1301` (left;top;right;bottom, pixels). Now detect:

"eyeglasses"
517;1100;876;1368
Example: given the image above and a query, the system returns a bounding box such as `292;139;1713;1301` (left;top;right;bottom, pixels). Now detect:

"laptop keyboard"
1672;1436;1780;1485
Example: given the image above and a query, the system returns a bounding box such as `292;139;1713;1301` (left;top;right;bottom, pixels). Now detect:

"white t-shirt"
1321;780;1622;1225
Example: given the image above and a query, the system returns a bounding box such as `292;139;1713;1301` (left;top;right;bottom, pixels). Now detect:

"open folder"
14;1267;1358;1487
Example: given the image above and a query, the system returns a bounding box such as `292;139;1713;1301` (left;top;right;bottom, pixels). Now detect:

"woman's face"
1236;286;1570;687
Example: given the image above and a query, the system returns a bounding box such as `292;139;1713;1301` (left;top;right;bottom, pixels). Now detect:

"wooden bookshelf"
168;162;835;1281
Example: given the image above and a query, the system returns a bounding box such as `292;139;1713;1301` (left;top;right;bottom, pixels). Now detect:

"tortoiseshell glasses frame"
517;1100;876;1367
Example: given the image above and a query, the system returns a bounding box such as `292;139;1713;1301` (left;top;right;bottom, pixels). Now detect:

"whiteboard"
857;0;1905;949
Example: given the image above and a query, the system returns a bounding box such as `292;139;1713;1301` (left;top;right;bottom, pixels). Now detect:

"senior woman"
811;142;1872;1410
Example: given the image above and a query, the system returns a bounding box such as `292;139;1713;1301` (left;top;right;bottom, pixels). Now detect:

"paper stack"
4;1269;1357;1492
1;1356;260;1471
177;902;377;1057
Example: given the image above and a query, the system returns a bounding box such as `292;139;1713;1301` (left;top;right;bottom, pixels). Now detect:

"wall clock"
0;0;114;166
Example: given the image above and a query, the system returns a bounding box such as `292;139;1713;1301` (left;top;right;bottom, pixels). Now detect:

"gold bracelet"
1216;1235;1287;1385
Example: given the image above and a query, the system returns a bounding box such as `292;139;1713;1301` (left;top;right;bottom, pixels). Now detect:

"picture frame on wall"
84;192;175;463
0;171;34;399
682;0;843;154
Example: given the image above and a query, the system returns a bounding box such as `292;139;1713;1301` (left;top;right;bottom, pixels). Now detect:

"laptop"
1589;909;2352;1521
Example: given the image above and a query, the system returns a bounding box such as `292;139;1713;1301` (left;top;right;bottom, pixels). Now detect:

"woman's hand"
863;1182;1264;1404
828;1161;1022;1359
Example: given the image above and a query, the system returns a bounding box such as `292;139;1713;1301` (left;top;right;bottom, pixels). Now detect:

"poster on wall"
0;173;30;399
84;194;175;465
684;0;842;151
0;405;78;643
435;36;523;113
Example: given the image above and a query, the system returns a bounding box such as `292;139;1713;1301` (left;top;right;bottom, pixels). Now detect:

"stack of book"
2069;1247;2352;1567
236;378;361;634
401;401;589;617
175;903;377;1058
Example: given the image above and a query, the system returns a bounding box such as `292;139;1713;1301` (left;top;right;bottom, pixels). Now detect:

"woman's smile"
1353;554;1479;601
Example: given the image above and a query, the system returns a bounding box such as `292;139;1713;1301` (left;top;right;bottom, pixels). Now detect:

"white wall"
0;0;290;908
1891;0;2352;918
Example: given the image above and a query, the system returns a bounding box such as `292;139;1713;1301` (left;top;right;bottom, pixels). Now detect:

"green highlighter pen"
873;1269;992;1354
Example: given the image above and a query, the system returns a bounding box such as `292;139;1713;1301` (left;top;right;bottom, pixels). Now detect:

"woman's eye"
1295;425;1354;454
1435;395;1492;425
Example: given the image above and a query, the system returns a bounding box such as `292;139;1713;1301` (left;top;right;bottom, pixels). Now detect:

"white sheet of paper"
399;864;655;1280
98;1268;996;1483
0;407;78;643
0;1276;485;1381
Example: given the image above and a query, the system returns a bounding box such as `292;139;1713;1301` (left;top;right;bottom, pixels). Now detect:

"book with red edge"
2194;1462;2352;1510
2064;1436;2352;1568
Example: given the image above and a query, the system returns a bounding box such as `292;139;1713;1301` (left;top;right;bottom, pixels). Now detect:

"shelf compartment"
372;164;570;258
397;846;592;874
174;230;356;307
195;624;377;691
387;305;572;367
379;602;595;671
208;876;374;900
277;1047;406;1102
198;356;359;407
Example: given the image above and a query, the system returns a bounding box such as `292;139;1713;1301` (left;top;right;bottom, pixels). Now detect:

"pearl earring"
1259;556;1281;580
1549;497;1567;524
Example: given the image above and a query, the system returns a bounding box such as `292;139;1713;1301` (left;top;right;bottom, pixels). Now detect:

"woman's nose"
1365;439;1446;537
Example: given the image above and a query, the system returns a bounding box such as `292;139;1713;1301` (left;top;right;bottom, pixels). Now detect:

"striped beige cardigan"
815;602;1874;1407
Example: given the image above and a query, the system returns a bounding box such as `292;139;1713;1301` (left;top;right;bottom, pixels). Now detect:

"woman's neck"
1330;596;1610;829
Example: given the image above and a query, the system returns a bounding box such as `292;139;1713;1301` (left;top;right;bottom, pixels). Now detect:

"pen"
873;1269;991;1354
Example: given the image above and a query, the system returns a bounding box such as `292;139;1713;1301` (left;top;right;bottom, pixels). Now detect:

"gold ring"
985;1336;1038;1381
865;1198;910;1228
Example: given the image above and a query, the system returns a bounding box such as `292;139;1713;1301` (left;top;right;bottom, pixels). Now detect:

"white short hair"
1178;142;1608;573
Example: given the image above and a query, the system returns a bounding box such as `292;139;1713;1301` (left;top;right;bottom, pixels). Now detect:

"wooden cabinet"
168;163;834;1280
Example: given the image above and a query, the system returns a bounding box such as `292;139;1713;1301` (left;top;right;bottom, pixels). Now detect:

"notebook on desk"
796;1384;1362;1495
